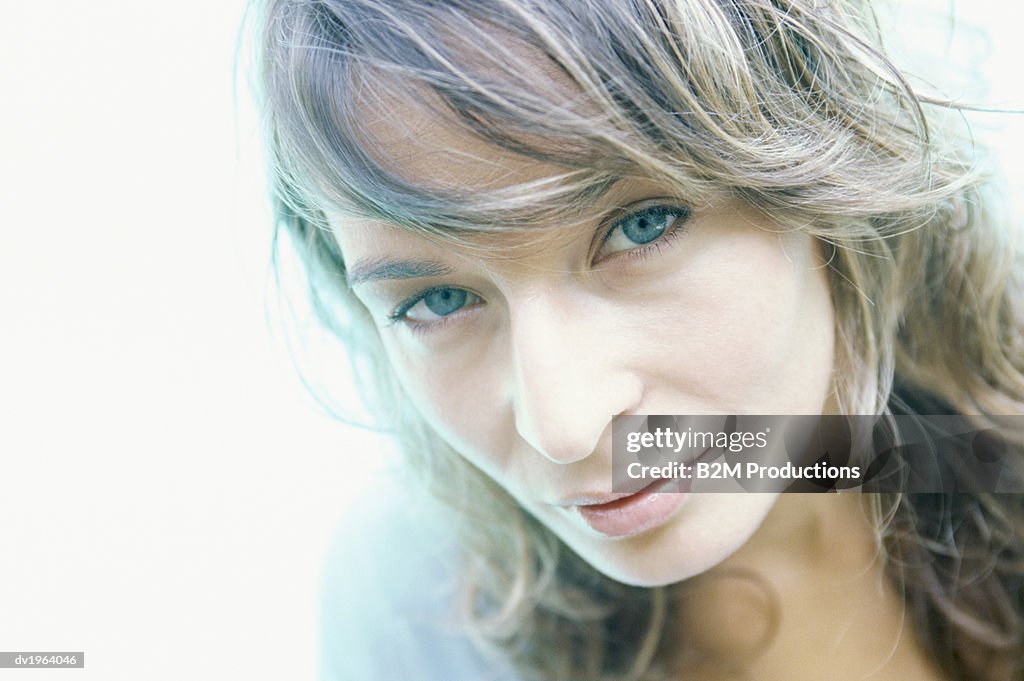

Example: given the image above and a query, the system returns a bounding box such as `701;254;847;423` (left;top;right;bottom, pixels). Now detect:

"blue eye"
621;209;671;243
392;286;482;325
422;288;468;316
598;205;691;260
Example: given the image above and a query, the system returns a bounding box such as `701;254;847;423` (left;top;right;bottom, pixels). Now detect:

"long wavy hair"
254;0;1024;678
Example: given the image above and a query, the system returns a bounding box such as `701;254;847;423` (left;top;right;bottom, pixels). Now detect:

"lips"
573;477;691;538
560;446;719;538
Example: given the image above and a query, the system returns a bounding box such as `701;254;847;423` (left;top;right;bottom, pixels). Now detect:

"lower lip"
575;478;690;538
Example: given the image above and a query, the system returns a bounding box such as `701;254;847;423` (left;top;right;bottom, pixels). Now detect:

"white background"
0;1;1021;680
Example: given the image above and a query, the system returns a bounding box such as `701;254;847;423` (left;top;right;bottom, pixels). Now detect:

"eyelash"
596;204;691;264
388;203;692;334
386;285;481;334
391;309;462;336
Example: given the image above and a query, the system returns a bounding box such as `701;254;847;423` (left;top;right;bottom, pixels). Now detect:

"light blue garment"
319;485;517;681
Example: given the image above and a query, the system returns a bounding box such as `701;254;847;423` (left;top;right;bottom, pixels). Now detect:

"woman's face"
332;102;836;587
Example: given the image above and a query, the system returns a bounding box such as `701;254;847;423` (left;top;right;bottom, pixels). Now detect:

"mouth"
573;477;691;538
558;446;717;538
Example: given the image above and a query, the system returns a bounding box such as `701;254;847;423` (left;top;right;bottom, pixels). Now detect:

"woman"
255;0;1024;678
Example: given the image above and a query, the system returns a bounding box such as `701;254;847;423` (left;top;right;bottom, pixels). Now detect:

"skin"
331;97;837;586
328;83;944;681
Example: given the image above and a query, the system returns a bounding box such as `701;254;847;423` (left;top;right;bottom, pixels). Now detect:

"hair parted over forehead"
257;1;1024;679
265;0;973;235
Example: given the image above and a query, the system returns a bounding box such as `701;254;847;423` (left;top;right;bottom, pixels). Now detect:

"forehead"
328;25;707;261
337;78;628;253
348;28;592;195
354;86;547;194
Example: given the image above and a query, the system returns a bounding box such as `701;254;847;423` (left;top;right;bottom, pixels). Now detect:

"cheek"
633;232;834;412
378;335;516;472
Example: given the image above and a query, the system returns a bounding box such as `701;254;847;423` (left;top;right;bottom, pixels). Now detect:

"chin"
554;493;779;588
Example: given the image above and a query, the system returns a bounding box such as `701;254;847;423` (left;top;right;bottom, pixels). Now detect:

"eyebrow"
345;257;455;288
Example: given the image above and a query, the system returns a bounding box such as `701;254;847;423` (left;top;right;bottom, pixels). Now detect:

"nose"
507;292;643;464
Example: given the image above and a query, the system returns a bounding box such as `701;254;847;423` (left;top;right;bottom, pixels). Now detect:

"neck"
677;493;945;681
